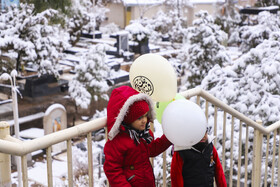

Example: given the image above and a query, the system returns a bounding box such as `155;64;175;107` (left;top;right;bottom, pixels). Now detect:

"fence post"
0;121;12;187
252;120;263;187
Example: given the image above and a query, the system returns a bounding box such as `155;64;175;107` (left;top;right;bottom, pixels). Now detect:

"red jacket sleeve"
171;151;184;187
103;140;131;187
213;146;227;187
148;131;172;157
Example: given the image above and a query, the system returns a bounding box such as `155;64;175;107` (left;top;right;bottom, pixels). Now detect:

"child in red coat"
103;86;172;187
171;130;227;187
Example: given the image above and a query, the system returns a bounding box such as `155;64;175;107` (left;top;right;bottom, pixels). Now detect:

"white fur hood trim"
108;93;156;140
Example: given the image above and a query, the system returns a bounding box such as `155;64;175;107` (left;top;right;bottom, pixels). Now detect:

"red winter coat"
171;143;227;187
104;86;172;187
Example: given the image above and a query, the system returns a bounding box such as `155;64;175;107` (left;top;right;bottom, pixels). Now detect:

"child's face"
131;112;148;131
200;132;208;142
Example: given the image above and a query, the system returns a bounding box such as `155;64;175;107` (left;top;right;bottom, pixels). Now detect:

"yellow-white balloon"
129;54;177;102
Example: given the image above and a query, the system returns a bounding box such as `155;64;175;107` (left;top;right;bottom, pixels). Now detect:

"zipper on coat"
127;175;135;181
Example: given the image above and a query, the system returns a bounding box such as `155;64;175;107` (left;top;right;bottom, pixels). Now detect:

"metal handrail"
180;87;280;134
1;88;280;155
0;117;106;156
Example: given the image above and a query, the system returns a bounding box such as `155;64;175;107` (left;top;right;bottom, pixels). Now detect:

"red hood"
107;86;156;140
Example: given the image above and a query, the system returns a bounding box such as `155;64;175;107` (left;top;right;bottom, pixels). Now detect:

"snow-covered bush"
169;15;188;44
214;3;242;46
0;3;69;76
26;0;72;14
66;0;93;45
99;23;120;35
215;3;242;33
65;0;109;45
199;32;280;185
72;139;106;187
67;13;90;45
235;11;280;53
179;10;230;89
151;11;173;36
132;10;188;44
151;10;187;43
93;2;109;31
202;32;280;125
125;20;150;44
69;44;110;109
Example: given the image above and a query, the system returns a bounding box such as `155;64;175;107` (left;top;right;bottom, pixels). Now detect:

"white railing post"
252;120;263;187
162;151;166;187
0;121;12;187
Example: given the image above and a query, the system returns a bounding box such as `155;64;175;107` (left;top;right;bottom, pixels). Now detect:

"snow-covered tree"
200;31;280;185
214;2;242;46
162;0;190;43
202;32;280;126
130;9;188;44
179;10;230;89
93;2;109;31
125;20;151;54
153;9;188;43
0;3;69;76
255;0;280;7
99;22;120;35
164;0;191;19
68;44;110;110
233;11;280;53
125;20;150;44
72;139;106;186
131;11;171;44
65;0;109;45
24;0;72;14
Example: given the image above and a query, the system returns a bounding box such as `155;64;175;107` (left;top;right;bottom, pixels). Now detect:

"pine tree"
68;44;110;110
180;10;230;89
0;3;69;76
23;0;72;14
236;11;280;53
202;31;280;125
200;32;280;185
66;0;109;45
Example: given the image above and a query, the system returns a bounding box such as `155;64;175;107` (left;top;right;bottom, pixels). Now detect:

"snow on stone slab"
19;128;44;139
110;30;129;36
109;69;128;79
66;46;89;53
92;38;116;46
105;54;117;60
59;72;76;81
59;59;76;67
149;44;160;52
154;49;181;57
64;54;81;63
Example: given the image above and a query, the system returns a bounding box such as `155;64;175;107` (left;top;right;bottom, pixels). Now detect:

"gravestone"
43;104;67;154
107;31;129;57
24;74;61;97
116;31;129;55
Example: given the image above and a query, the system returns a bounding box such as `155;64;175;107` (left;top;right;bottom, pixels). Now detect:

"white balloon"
162;99;207;147
129;54;177;102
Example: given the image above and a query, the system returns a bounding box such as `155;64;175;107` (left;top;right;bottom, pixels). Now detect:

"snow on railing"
1;88;280;186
